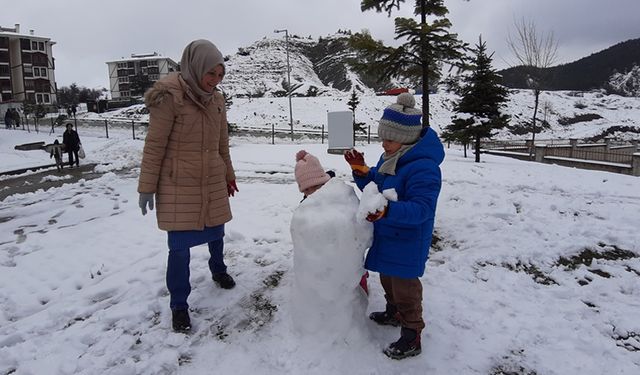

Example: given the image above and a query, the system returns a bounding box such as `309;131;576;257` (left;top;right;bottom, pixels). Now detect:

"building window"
36;93;43;103
41;68;47;77
39;42;45;51
43;93;50;103
32;41;38;50
121;91;130;97
148;74;159;81
117;62;128;69
118;77;129;83
148;60;158;66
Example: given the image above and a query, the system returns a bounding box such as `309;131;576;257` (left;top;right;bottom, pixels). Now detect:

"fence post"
132;120;135;140
321;124;324;144
74;114;77;131
569;138;577;158
367;125;371;144
104;119;109;139
49;116;55;135
535;145;547;163
633;153;640;176
271;124;274;145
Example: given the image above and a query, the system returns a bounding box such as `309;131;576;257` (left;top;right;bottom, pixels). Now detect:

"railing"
544;145;634;164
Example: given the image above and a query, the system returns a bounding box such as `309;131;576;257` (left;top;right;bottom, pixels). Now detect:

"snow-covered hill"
607;64;640;97
80;89;640;141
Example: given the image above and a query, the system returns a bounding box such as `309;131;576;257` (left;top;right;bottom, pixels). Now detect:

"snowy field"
1;128;639;374
74;89;640;141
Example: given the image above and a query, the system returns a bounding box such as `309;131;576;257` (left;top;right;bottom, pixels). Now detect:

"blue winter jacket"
354;127;444;278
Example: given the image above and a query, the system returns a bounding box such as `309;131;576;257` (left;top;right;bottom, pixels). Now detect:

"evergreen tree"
444;37;510;162
349;0;467;127
129;73;153;97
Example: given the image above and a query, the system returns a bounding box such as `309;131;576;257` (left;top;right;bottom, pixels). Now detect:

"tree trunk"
463;142;467;158
420;0;429;128
475;136;481;163
529;89;540;159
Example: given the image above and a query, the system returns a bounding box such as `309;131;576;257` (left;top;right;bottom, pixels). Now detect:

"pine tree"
444;37;510;162
347;90;367;143
349;0;467;128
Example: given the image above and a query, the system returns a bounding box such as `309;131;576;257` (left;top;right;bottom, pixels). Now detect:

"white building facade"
106;53;178;101
0;24;57;105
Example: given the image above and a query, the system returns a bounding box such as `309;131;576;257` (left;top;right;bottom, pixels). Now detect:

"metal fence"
544;145;635;164
10;115;375;145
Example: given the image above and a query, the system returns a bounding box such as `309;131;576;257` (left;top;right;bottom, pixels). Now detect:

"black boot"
369;303;400;327
212;272;236;289
383;327;421;359
171;308;191;333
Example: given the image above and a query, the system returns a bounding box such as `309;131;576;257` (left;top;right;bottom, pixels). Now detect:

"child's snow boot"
383;327;421;359
369;303;400;326
171;308;191;333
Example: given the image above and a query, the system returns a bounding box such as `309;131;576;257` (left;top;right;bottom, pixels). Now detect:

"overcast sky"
4;0;640;90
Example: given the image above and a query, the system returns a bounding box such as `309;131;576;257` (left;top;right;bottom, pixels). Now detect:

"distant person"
66;106;72;117
62;123;81;167
138;39;238;333
11;108;20;129
4;109;12;129
71;105;77;117
45;139;65;171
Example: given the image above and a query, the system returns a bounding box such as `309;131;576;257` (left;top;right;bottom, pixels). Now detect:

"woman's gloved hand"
139;193;155;215
227;180;239;197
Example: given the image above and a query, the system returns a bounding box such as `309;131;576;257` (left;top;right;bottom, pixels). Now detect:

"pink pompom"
296;150;308;162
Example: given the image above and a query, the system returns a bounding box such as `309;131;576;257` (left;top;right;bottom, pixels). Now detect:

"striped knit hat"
294;150;331;192
377;92;422;144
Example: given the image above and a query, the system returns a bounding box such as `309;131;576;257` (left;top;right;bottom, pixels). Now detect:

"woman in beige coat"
138;39;238;333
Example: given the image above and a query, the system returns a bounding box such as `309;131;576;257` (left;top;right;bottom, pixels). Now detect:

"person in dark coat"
11;108;20;129
4;109;12;129
344;93;444;360
62;123;81;167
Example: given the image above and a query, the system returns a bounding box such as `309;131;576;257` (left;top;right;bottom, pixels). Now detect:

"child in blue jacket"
344;92;444;360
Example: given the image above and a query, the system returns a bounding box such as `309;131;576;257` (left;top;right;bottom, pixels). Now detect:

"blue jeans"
166;226;227;310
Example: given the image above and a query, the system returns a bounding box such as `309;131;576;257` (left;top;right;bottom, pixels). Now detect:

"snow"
290;178;371;341
1;110;640;374
357;182;388;222
68;87;640;142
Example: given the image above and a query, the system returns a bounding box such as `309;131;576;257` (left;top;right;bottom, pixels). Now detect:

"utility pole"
274;29;294;141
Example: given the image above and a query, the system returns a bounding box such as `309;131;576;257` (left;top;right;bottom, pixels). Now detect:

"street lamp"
274;28;294;141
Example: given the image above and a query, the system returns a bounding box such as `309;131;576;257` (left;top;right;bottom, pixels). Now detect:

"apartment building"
0;23;57;104
106;52;178;101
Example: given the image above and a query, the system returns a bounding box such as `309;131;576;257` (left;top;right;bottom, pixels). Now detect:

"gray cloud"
4;0;638;89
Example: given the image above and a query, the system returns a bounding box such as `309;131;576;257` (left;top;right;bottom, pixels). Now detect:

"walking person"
11;108;20;129
4;109;13;129
138;39;239;333
62;123;81;167
344;93;444;359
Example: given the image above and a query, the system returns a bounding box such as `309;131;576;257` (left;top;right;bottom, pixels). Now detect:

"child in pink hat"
293;150;369;293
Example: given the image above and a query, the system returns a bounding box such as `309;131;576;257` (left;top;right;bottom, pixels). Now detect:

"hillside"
499;38;640;95
82;88;640;142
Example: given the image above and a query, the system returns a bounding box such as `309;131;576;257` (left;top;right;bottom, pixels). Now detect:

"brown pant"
380;274;425;332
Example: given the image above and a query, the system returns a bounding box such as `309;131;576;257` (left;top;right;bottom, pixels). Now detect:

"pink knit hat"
294;150;330;192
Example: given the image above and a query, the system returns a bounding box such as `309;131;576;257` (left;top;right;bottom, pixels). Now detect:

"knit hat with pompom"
294;150;331;192
377;92;422;144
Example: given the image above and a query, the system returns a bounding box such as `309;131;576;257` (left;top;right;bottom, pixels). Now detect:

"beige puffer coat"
138;72;236;231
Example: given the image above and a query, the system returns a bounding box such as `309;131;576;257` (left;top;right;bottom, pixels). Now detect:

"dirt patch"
503;261;557;286
556;243;637;270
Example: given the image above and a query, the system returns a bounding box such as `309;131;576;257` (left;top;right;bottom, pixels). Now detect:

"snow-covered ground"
1;127;639;374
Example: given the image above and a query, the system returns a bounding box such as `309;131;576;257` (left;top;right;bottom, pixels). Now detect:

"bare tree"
507;18;558;157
